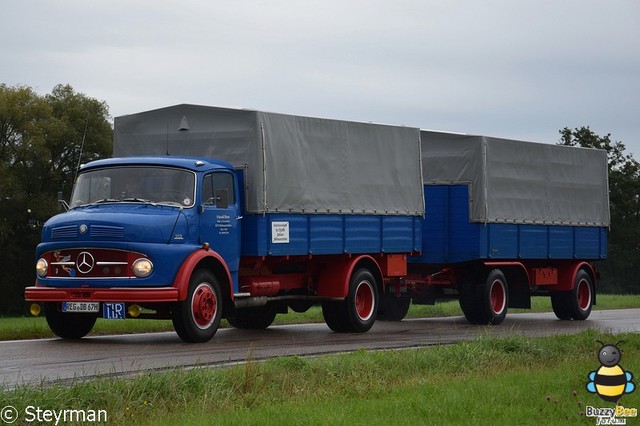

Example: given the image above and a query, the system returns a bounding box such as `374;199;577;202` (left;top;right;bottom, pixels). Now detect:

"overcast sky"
3;1;639;154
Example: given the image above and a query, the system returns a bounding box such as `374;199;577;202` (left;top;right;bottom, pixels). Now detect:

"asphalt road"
2;308;640;388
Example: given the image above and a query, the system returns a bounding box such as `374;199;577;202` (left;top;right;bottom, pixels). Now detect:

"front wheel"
322;268;379;333
45;303;97;339
172;269;223;343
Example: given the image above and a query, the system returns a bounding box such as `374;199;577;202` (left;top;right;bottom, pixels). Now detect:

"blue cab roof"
79;156;234;173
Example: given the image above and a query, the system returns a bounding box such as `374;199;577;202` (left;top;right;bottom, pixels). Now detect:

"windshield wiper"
121;197;158;206
88;198;122;206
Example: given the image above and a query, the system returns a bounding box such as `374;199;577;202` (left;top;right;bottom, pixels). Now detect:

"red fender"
173;248;234;301
316;255;381;298
554;261;596;292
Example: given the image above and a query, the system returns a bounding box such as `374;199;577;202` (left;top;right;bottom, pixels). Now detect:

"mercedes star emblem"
76;251;95;274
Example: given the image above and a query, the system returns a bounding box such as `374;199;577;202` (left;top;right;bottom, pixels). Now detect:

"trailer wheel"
172;269;222;343
459;276;481;324
227;305;277;329
462;269;508;325
322;268;378;333
377;292;410;321
571;270;593;320
550;293;572;320
552;269;593;321
45;303;97;339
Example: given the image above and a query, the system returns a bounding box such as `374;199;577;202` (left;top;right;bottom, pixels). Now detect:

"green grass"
7;294;640;341
2;330;638;424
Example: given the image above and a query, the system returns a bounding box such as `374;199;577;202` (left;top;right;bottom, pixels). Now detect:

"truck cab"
26;156;242;342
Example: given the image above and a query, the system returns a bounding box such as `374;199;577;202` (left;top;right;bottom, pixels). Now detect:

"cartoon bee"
586;340;635;403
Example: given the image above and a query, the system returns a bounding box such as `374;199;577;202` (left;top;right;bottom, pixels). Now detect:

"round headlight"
36;258;48;277
132;258;153;277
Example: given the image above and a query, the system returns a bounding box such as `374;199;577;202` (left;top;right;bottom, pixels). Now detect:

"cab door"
199;171;241;291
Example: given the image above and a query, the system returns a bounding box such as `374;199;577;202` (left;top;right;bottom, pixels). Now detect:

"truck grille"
90;225;125;238
51;225;125;239
51;225;78;239
42;248;146;278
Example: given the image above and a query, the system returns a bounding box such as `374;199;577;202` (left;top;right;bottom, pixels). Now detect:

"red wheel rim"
355;281;374;321
192;283;217;329
490;280;506;315
577;279;591;311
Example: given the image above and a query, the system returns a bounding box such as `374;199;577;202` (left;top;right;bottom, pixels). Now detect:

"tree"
0;84;112;314
559;126;640;293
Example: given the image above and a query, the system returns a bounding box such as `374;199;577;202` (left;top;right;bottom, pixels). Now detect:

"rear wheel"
172;269;222;343
227;305;277;329
322;268;379;333
377;291;411;321
550;292;572;320
552;269;593;320
45;303;97;339
460;269;508;325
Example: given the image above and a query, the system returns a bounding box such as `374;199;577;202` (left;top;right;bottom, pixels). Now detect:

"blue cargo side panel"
484;225;518;259
309;215;344;254
344;216;382;253
411;184;608;265
413;185;481;264
518;226;548;258
382;216;418;253
241;214;421;257
575;227;606;259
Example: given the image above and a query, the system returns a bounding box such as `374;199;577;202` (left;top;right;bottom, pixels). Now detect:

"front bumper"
24;286;179;303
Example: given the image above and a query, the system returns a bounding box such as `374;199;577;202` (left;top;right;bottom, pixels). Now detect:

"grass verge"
6;294;640;341
1;330;638;424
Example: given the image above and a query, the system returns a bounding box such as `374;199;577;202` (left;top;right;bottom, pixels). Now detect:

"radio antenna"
74;113;90;183
166;122;170;155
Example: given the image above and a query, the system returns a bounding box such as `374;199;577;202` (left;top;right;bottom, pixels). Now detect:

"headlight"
132;258;153;277
36;258;48;277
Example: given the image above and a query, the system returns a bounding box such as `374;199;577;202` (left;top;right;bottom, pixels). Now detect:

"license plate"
103;302;126;319
62;301;99;313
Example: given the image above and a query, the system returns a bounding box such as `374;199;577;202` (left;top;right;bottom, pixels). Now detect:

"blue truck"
25;105;609;342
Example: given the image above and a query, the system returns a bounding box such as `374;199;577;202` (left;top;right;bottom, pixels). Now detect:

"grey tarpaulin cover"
114;104;424;216
421;130;610;226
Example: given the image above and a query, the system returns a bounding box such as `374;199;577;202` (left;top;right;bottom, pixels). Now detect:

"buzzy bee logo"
585;341;637;424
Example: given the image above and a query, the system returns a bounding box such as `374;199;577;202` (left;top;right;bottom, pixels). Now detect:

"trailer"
25;105;609;342
403;131;609;324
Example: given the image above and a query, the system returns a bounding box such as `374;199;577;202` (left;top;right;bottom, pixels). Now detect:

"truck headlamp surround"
132;258;153;278
36;258;48;278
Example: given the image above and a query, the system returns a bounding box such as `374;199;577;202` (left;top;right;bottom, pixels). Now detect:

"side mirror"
57;191;69;212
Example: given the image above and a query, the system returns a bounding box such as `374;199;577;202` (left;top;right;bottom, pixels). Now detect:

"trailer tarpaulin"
114;104;424;216
421;130;610;226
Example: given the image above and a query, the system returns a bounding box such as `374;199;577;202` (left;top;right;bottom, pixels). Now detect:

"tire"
172;269;223;343
551;269;593;321
227;305;277;329
459;276;482;324
550;292;572;320
377;291;410;321
460;269;508;325
45;302;97;339
322;268;379;333
570;270;594;320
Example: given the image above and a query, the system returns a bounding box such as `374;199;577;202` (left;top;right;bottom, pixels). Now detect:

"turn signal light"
128;304;141;318
30;303;41;317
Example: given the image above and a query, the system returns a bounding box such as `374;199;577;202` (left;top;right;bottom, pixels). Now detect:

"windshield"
70;166;196;208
